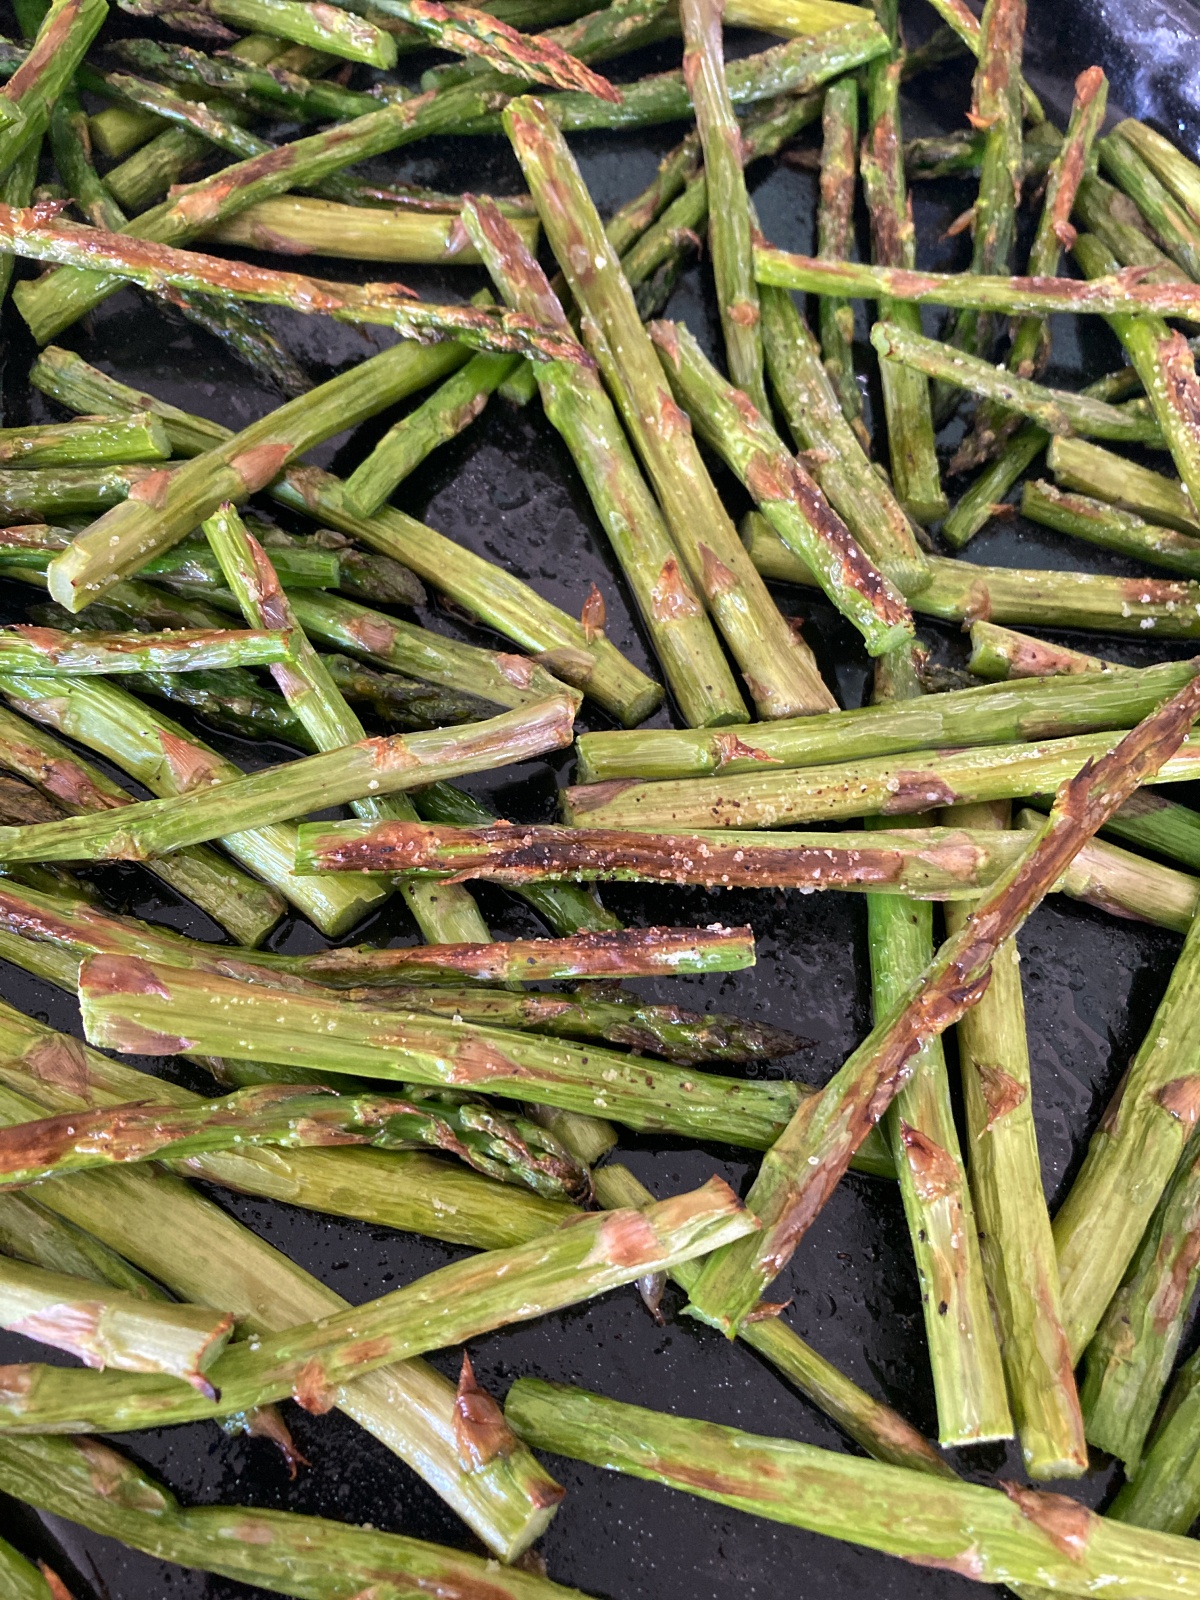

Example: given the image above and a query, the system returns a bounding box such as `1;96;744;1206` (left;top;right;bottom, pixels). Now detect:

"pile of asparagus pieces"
3;0;1200;1591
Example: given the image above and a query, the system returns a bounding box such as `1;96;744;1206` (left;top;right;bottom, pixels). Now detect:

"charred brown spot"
453;1351;516;1470
658;393;691;439
158;730;222;792
899;1122;960;1202
650;556;702;623
880;772;962;815
566;778;640;816
976;1061;1027;1128
744;452;794;505
1152;1224;1200;1335
581;583;607;643
126;468;173;508
0;1363;33;1401
23;1033;90;1095
711;732;778;771
727;298;760;329
446;1034;525;1085
1000;1482;1092;1560
85;954;172;1000
594;1207;660;1267
698;543;738;598
1157;1075;1200;1129
232;441;293;493
648;319;681;367
292;1358;338;1414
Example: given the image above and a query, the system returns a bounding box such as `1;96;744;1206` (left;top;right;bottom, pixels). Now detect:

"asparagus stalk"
753;241;1200;319
683;665;1200;1335
679;0;767;412
0;0;106;172
0;1082;591;1202
0;1053;569;1559
951;67;1109;485
649;318;913;657
873;319;1161;445
205;196;541;263
943;801;1086;1476
745;510;1200;638
203;501;491;946
920;0;1044;119
0;1434;582;1600
1071;233;1200;519
1019;806;1200;936
0;1256;233;1391
815;75;864;443
0;1533;71;1600
0;672;391;935
505;94;835;719
296;815;1032;898
0;700;284;947
1116;117;1200;234
861;1;946;523
0;415;170;466
0;525;339;589
0;464;160;519
1054;904;1200;1358
29;348;661;726
1081;1123;1200;1471
759;283;931;593
0;1191;161;1297
323;654;496;726
1048;435;1200;535
1099;129;1200;283
0;624;294;675
121;0;397;67
0;136;37;310
0;1176;756;1432
1071;172;1187;287
504;1378;1200;1597
968;620;1110;680
343;351;519;516
460;195;745;729
573;655;1200;781
1109;1351;1200;1534
108;36;385;121
1023;479;1200;579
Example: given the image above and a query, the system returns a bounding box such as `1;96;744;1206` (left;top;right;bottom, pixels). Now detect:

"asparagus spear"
873;320;1161;445
943;801;1086;1476
323;654;497;726
0;701;284;947
679;0;766;412
1048;435;1200;535
0;1532;71;1600
1054;904;1200;1358
0;135;37;310
1116;117;1200;233
968;620;1110;680
862;658;1009;1449
203;501;491;946
121;0;397;67
1081;1122;1200;1471
815;75;865;443
683;665;1200;1335
205;196;541;264
1020;806;1200;935
649;318;914;657
296;815;1035;897
0;1176;755;1432
0;1434;582;1600
505;94;835;718
0;624;294;675
108;36;385;121
0;1256;233;1391
573;655;1200;781
1099;129;1200;283
0;0;106;172
759;283;931;594
0;525;339;589
29;348;661;726
0;464;161;519
921;0;1043;118
861;0;946;523
1023;479;1200;579
1071;172;1187;287
0;415;170;466
0;1191;161;1297
460;195;745;729
745;510;1200;638
504;1378;1200;1597
0;1082;590;1202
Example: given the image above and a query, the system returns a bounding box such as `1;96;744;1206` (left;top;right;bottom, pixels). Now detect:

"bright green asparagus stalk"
0;624;293;675
0;1191;161;1298
0;1256;233;1392
295;815;1032;897
1023;479;1200;579
759;283;931;593
0;525;339;590
0;1082;591;1202
0;414;170;466
861;0;945;523
815;74;865;444
0;0;106;172
1048;435;1200;534
1081;1123;1200;1472
573;655;1200;781
0;699;284;946
950;65;1108;485
679;0;766;412
0;1434;585;1600
205;195;541;264
121;0;396;66
1109;1347;1200;1533
1070;172;1187;286
505;94;835;718
744;510;1200;638
322;654;496;727
1099;128;1200;282
0;1532;71;1600
29;347;661;727
504;1378;1200;1597
649;318;913;657
944;800;1086;1477
202;501;490;946
1054;905;1200;1359
0;464;159;520
0;673;390;935
0;137;37;310
0;1174;755;1433
968;620;1110;680
460;194;745;728
343;351;519;516
872;319;1161;445
921;0;1043;118
683;665;1200;1336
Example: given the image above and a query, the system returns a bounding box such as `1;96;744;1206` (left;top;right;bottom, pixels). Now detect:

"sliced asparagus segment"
0;624;293;675
968;620;1110;680
815;75;864;441
1048;435;1200;535
1022;479;1200;578
0;414;170;466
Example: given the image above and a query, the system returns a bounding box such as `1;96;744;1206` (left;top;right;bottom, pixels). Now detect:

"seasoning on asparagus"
815;74;865;444
0;623;294;675
1022;479;1200;579
967;619;1110;680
